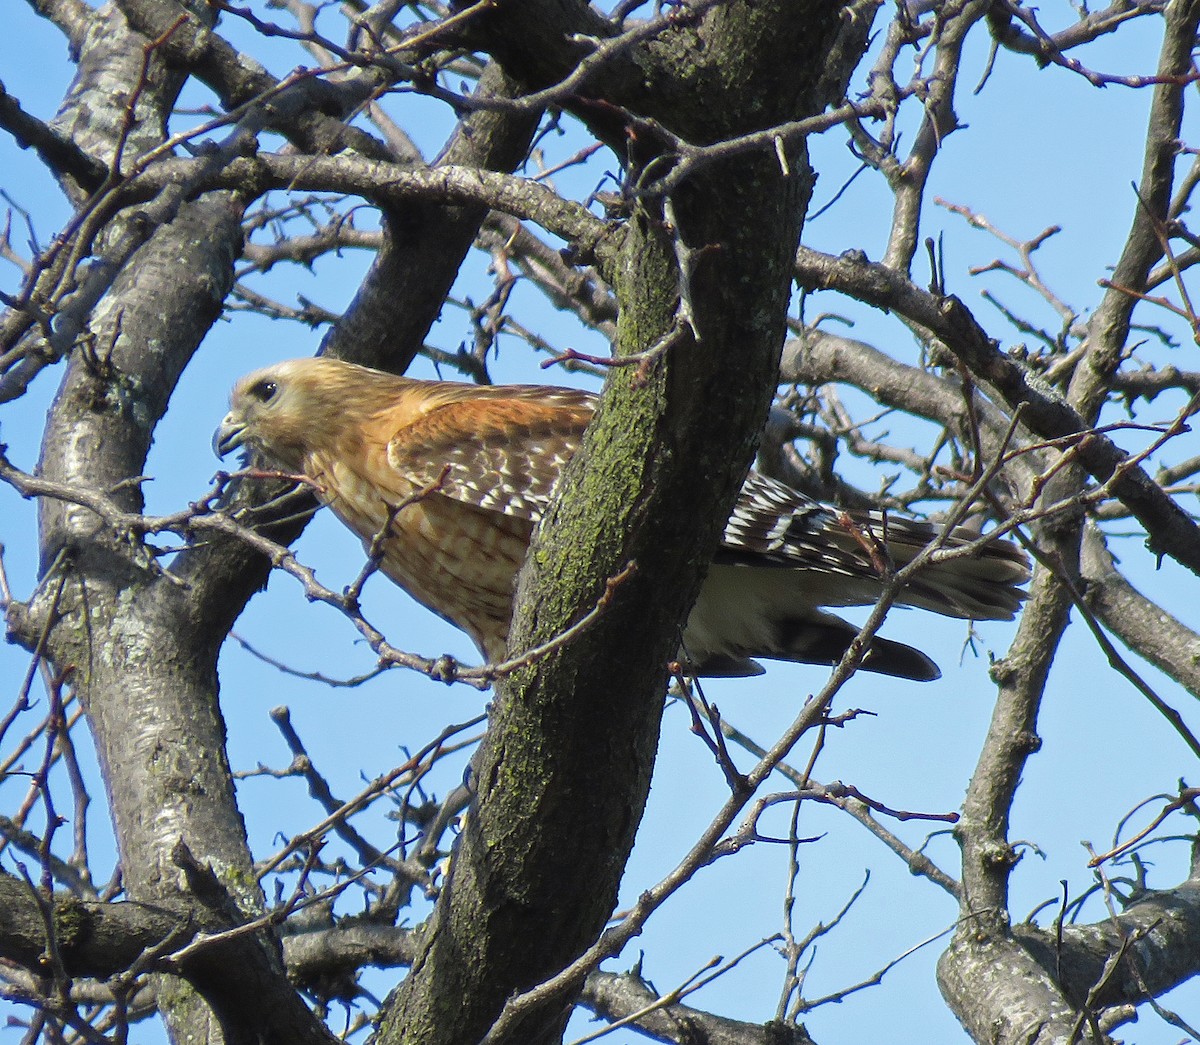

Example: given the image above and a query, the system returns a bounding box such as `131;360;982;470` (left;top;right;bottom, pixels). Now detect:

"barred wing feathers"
695;471;1029;681
722;472;1029;620
383;387;594;522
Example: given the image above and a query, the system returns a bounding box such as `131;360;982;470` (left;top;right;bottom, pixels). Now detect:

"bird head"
214;358;343;471
215;356;423;473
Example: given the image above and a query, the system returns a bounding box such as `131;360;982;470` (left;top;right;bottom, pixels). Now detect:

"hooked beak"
213;414;248;459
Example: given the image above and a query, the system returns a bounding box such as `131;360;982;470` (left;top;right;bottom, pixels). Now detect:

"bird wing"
721;470;1029;620
381;385;596;522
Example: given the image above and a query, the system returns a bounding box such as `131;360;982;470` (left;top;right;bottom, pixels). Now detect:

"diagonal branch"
793;246;1200;577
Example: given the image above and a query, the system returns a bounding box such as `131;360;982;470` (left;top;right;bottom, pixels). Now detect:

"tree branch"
793;246;1200;577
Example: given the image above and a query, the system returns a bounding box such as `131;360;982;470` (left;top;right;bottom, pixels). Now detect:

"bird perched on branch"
214;357;1029;681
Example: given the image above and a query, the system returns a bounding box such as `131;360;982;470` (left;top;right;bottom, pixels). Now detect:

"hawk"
214;357;1029;681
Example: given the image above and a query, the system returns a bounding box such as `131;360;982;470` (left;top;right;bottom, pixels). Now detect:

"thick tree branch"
580;970;817;1045
86;154;619;281
22;11;332;1044
1073;0;1200;423
1080;524;1200;700
378;5;858;1044
316;60;541;370
0;83;108;191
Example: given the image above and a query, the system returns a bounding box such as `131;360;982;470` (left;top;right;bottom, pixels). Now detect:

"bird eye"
249;379;277;403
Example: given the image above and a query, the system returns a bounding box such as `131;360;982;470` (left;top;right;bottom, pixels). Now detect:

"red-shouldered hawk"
214;357;1029;680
